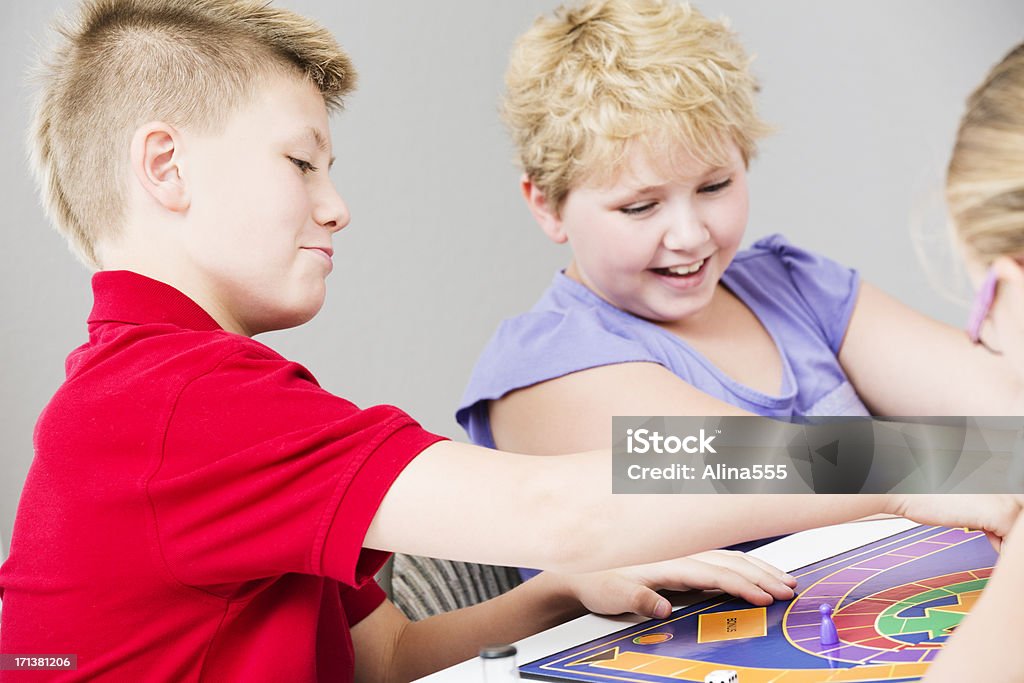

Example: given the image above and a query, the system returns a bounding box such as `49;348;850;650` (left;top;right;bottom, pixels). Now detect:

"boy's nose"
315;184;351;233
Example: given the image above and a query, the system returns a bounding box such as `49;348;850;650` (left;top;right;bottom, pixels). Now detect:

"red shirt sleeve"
341;580;387;627
151;345;446;590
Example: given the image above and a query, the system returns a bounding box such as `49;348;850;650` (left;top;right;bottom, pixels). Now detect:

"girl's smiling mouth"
651;258;706;277
649;257;710;289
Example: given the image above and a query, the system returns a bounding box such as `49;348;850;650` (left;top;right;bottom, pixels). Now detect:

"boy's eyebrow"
295;126;336;169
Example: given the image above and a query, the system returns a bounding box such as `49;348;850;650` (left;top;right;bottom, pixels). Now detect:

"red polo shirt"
0;271;445;681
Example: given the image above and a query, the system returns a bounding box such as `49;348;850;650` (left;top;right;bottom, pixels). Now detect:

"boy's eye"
289;157;318;174
619;202;656;216
698;178;732;194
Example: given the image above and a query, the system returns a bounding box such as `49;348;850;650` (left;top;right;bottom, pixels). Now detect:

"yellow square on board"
697;607;767;643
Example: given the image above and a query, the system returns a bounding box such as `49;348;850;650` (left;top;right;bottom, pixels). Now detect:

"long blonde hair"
946;42;1024;262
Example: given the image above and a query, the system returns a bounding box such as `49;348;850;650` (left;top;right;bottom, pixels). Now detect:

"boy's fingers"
705;565;774;606
629;554;794;607
644;558;726;593
665;560;773;605
730;553;798;587
610;577;671;618
649;593;672;619
692;550;796;586
696;554;795;601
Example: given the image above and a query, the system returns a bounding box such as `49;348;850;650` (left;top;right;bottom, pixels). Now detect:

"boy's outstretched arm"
364;441;1024;573
352;551;797;683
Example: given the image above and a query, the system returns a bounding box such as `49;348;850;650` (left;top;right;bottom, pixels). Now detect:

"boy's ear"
129;122;189;213
520;174;568;244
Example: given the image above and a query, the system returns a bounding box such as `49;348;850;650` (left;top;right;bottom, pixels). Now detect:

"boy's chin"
248;300;325;335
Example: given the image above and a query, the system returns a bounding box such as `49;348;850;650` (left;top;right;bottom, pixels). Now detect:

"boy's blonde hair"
30;0;356;269
946;42;1024;262
502;0;769;213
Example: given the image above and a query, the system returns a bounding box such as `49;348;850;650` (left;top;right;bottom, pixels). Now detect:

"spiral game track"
521;525;995;683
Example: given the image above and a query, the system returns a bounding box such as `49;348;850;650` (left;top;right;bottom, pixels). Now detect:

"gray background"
1;1;1022;557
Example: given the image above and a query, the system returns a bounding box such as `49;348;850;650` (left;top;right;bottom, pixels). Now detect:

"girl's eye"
620;202;656;216
289;157;318;174
698;178;732;194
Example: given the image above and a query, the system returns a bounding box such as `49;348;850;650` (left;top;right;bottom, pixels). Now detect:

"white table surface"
416;517;918;682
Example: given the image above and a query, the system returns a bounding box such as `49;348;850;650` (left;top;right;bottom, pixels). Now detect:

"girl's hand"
555;550;797;619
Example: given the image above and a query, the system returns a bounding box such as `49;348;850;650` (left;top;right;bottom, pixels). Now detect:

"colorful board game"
521;525;995;682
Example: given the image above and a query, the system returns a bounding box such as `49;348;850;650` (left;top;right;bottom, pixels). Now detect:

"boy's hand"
554;550;797;620
886;494;1024;551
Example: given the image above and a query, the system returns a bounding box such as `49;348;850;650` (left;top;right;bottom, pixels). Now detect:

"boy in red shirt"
0;1;1019;681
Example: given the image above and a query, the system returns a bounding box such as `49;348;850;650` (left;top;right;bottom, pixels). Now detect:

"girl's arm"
838;282;1024;415
923;514;1024;682
489;361;752;454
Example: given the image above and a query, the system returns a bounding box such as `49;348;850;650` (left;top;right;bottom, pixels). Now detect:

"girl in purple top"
457;0;1019;458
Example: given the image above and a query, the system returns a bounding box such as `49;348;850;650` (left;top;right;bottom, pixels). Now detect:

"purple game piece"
819;603;839;646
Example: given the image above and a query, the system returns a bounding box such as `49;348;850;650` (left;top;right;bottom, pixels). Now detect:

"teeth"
666;259;704;275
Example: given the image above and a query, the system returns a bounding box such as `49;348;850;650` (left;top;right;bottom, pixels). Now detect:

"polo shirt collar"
89;270;223;332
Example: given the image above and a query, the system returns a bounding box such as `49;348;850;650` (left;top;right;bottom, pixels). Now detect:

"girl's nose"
661;206;710;252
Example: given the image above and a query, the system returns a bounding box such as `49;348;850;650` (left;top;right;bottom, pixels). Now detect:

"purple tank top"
457;234;869;450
